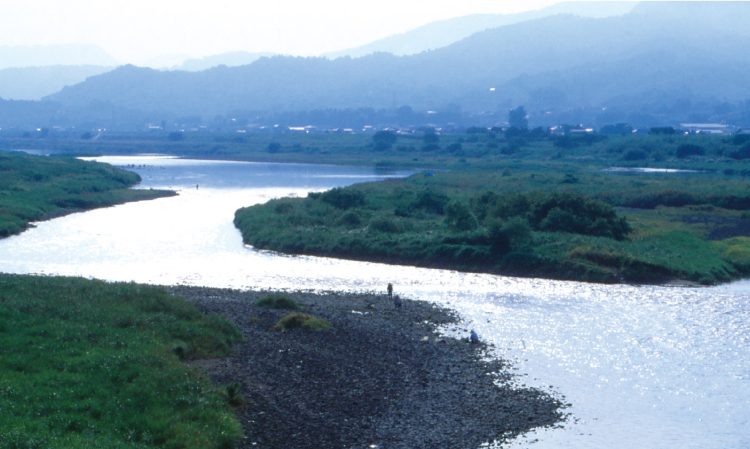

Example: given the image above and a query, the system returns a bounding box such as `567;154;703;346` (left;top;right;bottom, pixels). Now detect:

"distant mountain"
0;44;118;70
171;52;276;71
18;2;750;130
0;65;113;100
323;1;637;59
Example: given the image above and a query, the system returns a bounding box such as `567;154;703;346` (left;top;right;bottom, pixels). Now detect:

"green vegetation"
273;313;333;332
255;293;302;310
0;151;173;238
6;130;750;285
0;275;244;448
235;150;750;284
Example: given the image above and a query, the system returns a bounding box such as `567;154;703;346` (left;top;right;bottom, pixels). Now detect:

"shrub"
444;200;478;231
423;132;439;144
623;149;648;161
256;294;302;310
337;210;362;227
675;144;705;158
168;131;184;141
373;130;397;150
369;216;404;233
529;193;631;240
729;143;750;160
320;187;366;209
274;313;332;331
411;189;450;215
649;126;676;135
447;142;463;153
487;193;531;220
267;142;281;153
488;217;532;254
274;202;294;214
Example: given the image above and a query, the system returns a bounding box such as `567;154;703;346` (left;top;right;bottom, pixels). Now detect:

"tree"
423;129;439;144
444;200;478;231
373;130;397;151
509;106;528;129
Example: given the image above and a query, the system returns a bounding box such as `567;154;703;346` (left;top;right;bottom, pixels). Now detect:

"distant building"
679;123;736;135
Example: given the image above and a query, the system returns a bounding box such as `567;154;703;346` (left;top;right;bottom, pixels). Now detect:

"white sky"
0;0;563;64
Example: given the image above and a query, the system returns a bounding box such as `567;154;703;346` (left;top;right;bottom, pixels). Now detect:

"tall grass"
0;152;173;239
0;275;243;449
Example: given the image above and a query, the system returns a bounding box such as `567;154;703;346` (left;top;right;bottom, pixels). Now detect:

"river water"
1;156;748;448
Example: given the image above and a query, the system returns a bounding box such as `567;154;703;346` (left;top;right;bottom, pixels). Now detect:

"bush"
256;294;302;310
373;130;397;150
168;131;184;141
623;150;648;161
649;127;676;135
411;189;450;215
447;142;463;153
676;144;705;158
488;217;532;254
274;313;332;331
337;210;362;227
529;193;631;240
444;200;478;231
369;216;404;233
320;187;366;209
729;143;750;160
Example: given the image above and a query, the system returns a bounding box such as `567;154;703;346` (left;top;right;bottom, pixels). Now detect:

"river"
1;155;748;448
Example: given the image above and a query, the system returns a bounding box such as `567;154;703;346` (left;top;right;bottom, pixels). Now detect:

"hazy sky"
0;0;564;64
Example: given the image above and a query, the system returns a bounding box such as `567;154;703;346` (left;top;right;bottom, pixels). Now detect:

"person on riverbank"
470;330;479;344
387;283;393;298
393;294;402;309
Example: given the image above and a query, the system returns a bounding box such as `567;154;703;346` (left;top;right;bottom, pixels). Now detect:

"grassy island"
236;154;750;285
0;151;174;239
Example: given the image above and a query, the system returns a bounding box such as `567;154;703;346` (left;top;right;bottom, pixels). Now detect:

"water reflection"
1;156;748;448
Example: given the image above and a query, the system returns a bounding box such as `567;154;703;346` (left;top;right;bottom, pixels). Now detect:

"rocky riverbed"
168;286;567;449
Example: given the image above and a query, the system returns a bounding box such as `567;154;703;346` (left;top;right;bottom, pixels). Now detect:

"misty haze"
1;2;750;449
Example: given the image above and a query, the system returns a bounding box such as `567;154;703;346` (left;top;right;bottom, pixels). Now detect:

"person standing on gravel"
393;294;402;309
387;283;393;298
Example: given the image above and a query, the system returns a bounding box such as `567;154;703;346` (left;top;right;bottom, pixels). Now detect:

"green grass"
0;275;244;449
273;313;332;332
255;294;302;310
235;164;750;285
0;152;174;239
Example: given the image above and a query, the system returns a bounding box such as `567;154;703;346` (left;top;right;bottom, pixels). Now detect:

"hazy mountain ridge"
0;65;114;101
9;2;750;130
172;51;276;71
0;44;118;69
323;1;638;59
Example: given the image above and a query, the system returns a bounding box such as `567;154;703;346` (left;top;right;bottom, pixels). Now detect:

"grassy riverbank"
235;166;750;285
0;151;174;239
0;275;243;448
0;276;567;449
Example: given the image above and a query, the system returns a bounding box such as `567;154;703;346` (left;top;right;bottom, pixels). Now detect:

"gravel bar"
167;286;567;449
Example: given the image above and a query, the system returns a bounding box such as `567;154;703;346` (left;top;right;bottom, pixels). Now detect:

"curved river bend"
1;156;748;448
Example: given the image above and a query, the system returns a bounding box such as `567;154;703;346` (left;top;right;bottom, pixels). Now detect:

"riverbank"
0;151;176;239
169;285;566;449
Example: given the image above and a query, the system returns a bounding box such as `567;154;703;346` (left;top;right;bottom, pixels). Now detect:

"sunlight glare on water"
1;156;748;448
